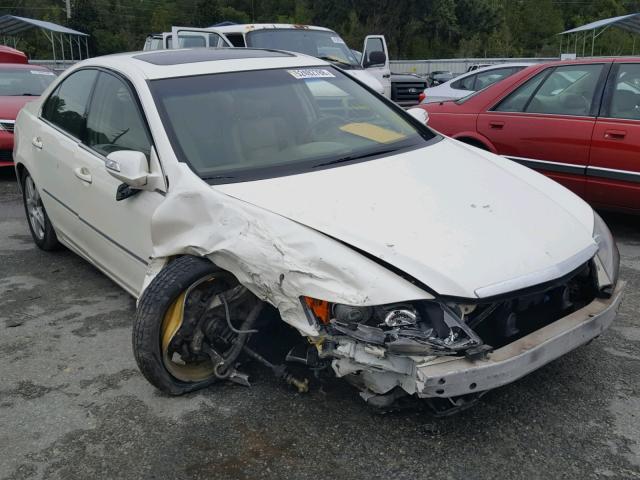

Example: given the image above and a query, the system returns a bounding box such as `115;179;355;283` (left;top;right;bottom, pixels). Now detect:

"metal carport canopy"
0;14;89;62
559;13;640;56
0;15;87;36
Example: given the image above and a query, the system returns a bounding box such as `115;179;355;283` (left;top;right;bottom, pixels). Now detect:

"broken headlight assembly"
592;212;620;296
302;296;483;356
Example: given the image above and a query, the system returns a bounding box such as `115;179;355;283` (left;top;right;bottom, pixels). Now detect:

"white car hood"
215;138;597;299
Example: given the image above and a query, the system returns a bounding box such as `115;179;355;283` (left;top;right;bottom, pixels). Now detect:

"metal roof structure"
560;13;640;35
0;14;89;64
559;13;640;57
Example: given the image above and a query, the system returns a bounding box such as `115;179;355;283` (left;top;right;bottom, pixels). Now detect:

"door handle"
31;137;43;149
489;121;505;130
604;129;626;140
74;167;92;184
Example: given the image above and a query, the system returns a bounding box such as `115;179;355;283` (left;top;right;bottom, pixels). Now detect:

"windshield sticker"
288;69;335;80
331;36;345;44
30;70;55;76
340;123;407;144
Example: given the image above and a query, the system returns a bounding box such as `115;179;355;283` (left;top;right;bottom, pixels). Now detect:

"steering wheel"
304;115;346;141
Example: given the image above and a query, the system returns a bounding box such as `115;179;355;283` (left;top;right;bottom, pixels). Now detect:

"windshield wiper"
9;93;39;96
317;56;357;69
312;148;399;168
201;175;236;181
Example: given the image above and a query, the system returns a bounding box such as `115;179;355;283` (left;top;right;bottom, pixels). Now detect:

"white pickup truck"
143;24;392;98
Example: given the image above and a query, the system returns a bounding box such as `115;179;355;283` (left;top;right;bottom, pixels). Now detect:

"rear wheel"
21;171;60;251
133;255;257;395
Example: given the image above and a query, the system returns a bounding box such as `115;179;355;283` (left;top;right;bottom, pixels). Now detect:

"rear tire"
133;255;224;395
21;171;60;251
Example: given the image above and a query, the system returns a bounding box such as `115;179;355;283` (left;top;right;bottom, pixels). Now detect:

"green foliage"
2;0;640;59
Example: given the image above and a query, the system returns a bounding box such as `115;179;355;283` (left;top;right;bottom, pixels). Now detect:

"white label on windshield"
331;36;345;44
30;70;55;76
287;69;335;79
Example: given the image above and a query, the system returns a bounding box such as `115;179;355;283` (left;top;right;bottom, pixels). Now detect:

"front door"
71;71;166;295
477;63;608;197
587;62;640;212
361;35;391;98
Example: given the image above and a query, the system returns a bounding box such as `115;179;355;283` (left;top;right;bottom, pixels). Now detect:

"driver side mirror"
406;107;429;125
105;150;149;188
364;50;386;68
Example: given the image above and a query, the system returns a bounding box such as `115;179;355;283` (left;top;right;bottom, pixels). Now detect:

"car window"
494;70;547;112
41;69;98;139
452;73;476;90
474;67;520;90
606;64;640;120
85;72;151;158
494;65;603;116
0;68;56;96
150;67;435;182
525;65;603;116
225;33;246;47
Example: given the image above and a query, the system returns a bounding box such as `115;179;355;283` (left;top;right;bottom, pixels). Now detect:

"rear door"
35;69;99;247
478;63;608;197
165;27;231;50
361;35;391;98
586;62;640;212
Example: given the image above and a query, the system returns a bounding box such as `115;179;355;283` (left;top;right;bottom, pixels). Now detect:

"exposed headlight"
301;296;482;355
592;212;620;294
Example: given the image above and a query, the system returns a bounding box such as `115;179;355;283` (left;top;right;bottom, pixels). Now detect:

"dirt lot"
1;168;639;480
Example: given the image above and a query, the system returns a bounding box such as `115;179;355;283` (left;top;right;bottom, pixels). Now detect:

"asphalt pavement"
1;168;639;480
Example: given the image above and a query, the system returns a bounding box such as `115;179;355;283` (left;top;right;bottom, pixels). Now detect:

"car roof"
66;48;330;80
214;23;334;34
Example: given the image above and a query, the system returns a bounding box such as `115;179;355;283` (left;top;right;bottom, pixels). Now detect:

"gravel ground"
1;168;639;480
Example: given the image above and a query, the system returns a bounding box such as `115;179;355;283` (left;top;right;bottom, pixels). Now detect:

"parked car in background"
0;63;55;166
419;63;532;104
351;50;427;106
418;58;640;213
144;24;391;97
0;45;27;64
426;70;455;87
14;49;622;414
467;63;491;72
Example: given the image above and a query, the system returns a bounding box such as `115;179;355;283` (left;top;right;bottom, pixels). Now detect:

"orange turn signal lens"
302;297;330;324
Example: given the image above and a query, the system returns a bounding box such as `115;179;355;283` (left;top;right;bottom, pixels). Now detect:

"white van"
144;24;391;97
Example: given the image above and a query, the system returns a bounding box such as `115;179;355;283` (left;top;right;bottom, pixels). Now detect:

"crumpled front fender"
143;165;432;336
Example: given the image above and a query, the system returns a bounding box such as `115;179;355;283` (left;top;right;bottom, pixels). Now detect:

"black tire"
133;255;223;395
21;170;60;251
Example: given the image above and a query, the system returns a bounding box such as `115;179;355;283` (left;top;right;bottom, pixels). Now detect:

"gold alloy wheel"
160;277;218;382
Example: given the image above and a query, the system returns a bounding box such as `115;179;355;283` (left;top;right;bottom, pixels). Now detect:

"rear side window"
42;69;98;139
495;64;604;116
474;67;521;90
605;63;640;120
451;74;476;90
225;33;246;47
85;72;151;158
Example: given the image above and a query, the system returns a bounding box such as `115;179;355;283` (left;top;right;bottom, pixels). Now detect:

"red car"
419;58;640;213
0;63;56;167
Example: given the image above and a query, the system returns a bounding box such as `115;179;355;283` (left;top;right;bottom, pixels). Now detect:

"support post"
592;29;595;57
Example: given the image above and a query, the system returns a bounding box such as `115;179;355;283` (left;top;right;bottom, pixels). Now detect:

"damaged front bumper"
415;282;624;398
330;282;624;400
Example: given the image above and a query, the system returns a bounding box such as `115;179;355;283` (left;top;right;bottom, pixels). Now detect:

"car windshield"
246;29;360;67
150;67;435;183
0;68;55;96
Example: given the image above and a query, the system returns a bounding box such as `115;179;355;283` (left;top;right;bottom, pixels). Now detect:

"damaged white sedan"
15;48;624;414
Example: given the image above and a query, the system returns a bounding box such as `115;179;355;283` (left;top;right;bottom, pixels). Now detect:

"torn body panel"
146;164;433;337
